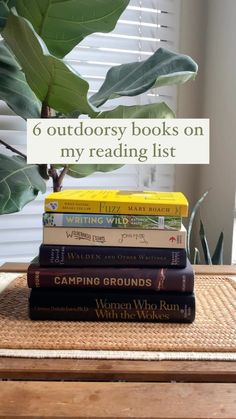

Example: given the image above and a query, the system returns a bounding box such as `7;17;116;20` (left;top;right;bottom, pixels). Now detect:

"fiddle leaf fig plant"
0;0;15;30
0;0;198;215
0;154;46;214
3;13;97;116
90;48;197;108
15;0;130;58
0;40;41;119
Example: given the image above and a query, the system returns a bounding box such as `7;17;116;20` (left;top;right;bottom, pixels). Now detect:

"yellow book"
44;190;188;216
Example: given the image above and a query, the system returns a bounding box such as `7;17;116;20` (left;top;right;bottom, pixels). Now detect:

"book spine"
27;262;194;292
42;226;186;249
29;290;195;323
42;213;182;230
44;198;188;216
39;245;187;268
45;202;186;217
99;201;187;217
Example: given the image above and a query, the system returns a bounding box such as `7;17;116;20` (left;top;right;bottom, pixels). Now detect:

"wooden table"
0;263;236;418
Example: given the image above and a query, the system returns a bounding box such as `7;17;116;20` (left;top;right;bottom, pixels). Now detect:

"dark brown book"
29;288;195;323
27;260;194;293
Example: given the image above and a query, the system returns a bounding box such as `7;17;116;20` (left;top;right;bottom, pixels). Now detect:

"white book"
43;225;187;249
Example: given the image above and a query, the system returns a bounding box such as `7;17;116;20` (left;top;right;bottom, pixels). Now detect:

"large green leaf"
54;164;123;179
211;232;224;265
91;48;198;107
193;248;200;265
97;102;175;119
0;0;15;31
0;41;41;119
2;12;96;116
187;190;209;257
16;0;129;58
199;219;212;265
0;154;46;215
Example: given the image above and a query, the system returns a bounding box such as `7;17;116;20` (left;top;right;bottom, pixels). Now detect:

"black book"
39;244;187;268
29;288;195;323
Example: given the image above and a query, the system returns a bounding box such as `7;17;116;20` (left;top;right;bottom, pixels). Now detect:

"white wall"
175;0;206;209
197;0;236;263
177;0;236;263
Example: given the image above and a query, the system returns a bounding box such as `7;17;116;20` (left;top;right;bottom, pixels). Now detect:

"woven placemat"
0;275;235;353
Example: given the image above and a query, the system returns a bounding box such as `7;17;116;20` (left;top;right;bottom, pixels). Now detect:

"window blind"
0;0;180;263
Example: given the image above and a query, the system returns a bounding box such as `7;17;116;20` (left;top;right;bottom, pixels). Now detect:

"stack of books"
27;190;195;323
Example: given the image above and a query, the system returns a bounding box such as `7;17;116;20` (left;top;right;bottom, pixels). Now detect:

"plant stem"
58;165;68;188
41;102;62;192
0;138;27;159
48;165;60;192
48;165;68;192
41;103;68;192
41;102;52;118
